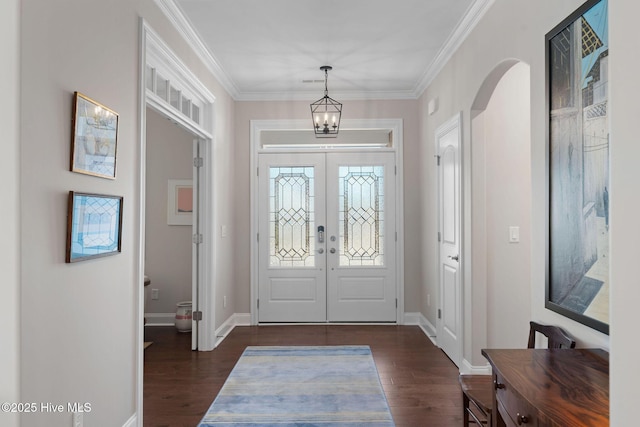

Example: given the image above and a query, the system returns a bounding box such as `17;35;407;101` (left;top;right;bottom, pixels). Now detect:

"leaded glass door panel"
326;152;396;322
258;153;326;322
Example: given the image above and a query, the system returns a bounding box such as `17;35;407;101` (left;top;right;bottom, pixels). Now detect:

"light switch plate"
509;226;520;243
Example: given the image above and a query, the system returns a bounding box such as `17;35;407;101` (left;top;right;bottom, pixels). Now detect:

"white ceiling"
163;0;492;100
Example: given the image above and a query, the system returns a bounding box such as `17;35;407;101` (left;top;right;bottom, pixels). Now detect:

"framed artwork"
70;92;119;179
167;179;193;225
546;0;609;334
66;191;123;263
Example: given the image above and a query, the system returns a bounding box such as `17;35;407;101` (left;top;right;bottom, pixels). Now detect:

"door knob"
318;248;324;254
330;248;336;254
448;254;460;261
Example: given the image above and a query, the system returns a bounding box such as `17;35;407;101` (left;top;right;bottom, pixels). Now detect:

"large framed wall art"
545;0;609;334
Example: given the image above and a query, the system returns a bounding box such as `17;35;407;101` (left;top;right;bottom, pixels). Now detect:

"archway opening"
467;60;532;367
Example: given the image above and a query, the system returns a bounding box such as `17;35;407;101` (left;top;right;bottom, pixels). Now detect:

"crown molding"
235;89;419;102
154;0;240;99
156;0;494;102
413;0;496;97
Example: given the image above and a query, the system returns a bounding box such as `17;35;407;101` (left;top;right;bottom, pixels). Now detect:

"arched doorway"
465;60;532;369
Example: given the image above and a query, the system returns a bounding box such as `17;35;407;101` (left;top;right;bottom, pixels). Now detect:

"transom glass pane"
339;165;384;266
269;166;315;267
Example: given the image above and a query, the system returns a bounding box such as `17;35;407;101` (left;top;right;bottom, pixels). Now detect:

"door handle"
329;248;336;254
448;254;459;261
317;225;325;243
318;248;324;254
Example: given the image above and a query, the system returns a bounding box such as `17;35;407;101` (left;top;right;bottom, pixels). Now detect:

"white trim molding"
414;0;495;95
214;313;251;348
144;313;176;327
153;0;494;101
404;312;437;346
154;0;239;99
460;358;491;375
122;414;137;427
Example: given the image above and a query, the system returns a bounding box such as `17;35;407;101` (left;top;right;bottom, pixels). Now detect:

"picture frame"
545;0;609;334
66;191;123;263
167;179;193;226
70;92;119;179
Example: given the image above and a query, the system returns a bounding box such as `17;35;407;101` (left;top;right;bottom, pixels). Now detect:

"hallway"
143;325;462;426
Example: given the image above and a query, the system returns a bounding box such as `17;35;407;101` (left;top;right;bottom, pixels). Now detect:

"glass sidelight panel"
338;166;385;266
269;167;315;267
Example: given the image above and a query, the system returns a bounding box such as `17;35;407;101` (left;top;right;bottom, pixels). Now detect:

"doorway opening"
465;60;532;370
250;119;405;325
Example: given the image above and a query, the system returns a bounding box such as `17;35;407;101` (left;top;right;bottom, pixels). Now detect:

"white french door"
258;152;396;322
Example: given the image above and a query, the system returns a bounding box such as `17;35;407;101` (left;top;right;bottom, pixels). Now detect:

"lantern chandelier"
310;65;342;138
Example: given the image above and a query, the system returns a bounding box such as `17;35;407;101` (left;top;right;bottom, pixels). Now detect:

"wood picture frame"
70;92;119;179
545;0;609;334
66;191;123;263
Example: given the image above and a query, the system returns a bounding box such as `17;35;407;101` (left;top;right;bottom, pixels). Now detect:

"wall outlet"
72;412;83;427
151;288;159;300
223;296;227;308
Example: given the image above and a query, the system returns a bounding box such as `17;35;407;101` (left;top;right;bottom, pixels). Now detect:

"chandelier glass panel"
310;66;342;138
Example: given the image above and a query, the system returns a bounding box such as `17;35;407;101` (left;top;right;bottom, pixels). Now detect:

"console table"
481;348;609;426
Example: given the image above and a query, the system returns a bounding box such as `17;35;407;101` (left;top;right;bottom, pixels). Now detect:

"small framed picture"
70;92;119;179
167;179;193;225
66;191;123;263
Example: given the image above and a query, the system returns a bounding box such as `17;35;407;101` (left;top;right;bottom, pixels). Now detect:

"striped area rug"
198;345;395;426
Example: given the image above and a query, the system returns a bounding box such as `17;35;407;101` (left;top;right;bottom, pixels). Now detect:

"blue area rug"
198;345;395;426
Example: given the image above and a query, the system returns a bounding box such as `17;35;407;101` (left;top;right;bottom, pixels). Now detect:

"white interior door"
257;151;396;322
436;114;462;366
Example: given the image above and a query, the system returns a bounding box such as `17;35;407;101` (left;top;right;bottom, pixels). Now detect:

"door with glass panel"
258;152;396;322
326;152;396;321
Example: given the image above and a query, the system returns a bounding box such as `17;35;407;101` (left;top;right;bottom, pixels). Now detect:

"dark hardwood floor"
144;325;462;427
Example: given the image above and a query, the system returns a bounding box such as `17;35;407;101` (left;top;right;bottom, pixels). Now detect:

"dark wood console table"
481;348;609;426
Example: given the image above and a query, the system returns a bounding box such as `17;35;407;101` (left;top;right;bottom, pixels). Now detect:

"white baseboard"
214;313;250;348
460;357;491;375
404;312;437;346
144;313;175;326
122;413;137;427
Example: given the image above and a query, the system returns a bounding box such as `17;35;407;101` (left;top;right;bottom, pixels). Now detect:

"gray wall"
0;0;20;426
233;99;421;313
419;0;611;366
16;0;237;425
145;107;193;316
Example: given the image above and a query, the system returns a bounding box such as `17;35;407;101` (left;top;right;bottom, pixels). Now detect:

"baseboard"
214;313;250;348
211;312;444;352
404;312;437;346
122;413;137;427
460;357;491;375
144;313;175;326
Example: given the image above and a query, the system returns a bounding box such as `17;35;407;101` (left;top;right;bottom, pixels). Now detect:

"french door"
258;152;396;322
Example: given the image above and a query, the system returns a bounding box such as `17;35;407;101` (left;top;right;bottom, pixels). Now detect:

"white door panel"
258;153;326;322
326;152;396;322
437;114;462;367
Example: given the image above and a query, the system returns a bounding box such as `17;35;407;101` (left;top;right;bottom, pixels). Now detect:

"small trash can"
175;301;192;332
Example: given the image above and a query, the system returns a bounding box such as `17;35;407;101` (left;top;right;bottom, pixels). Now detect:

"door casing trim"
249;119;405;325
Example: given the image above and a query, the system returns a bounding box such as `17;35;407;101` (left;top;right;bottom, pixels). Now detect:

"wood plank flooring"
144;325;463;426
